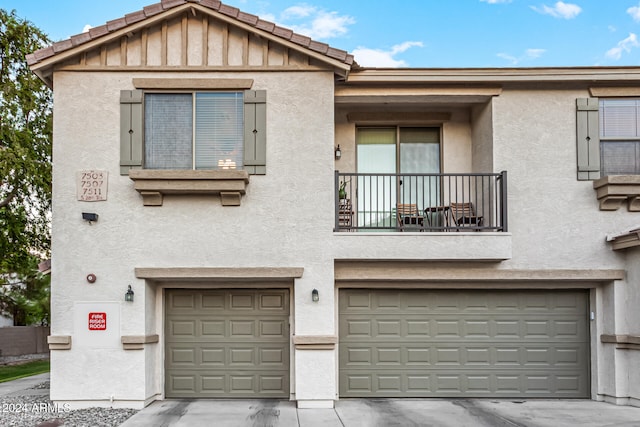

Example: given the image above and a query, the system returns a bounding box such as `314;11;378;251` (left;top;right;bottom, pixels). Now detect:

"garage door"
165;289;289;398
339;289;589;397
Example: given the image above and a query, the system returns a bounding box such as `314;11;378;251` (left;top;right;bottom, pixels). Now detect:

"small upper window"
144;92;244;170
600;99;640;176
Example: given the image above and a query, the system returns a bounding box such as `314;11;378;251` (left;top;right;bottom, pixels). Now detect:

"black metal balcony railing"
335;171;508;232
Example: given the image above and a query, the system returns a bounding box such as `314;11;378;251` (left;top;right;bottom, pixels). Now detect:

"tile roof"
26;0;354;67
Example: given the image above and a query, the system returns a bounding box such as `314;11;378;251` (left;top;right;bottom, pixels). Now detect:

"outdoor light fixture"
312;289;319;302
334;145;341;160
82;212;99;224
125;285;134;302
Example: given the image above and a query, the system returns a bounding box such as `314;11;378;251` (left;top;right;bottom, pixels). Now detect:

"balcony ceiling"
334;86;502;107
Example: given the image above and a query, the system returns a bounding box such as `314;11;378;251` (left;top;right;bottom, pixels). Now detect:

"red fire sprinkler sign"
88;312;107;330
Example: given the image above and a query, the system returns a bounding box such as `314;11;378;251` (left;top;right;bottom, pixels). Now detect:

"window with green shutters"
599;99;640;176
120;89;266;175
576;97;640;180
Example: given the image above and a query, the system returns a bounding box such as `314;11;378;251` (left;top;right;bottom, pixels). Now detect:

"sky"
2;0;640;68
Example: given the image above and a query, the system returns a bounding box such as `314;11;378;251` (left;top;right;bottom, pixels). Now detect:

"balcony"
335;171;507;233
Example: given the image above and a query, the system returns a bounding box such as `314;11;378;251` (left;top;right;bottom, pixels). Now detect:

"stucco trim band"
600;334;640;351
292;335;337;350
133;78;254;89
335;263;625;283
347;112;452;124
135;267;304;281
121;334;160;350
48;335;71;350
590;87;640;97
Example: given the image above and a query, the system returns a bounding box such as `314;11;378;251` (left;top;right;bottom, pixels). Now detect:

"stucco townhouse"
27;0;640;410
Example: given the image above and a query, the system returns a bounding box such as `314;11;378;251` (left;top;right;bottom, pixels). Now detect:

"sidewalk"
0;372;49;397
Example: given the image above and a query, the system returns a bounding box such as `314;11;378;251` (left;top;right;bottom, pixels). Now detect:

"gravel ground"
1;380;138;427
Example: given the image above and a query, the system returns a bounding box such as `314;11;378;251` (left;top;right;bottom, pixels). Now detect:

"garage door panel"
171;294;196;309
170;320;196;336
201;294;225;309
260;320;286;336
166;289;289;398
230;320;255;337
342;316;587;342
339;289;589;398
169;375;196;393
201;320;225;336
341;371;589;397
168;347;196;365
406;320;430;336
201;348;225;364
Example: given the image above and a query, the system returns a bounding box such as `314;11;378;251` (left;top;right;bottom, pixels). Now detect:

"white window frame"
599;98;640;176
143;91;244;171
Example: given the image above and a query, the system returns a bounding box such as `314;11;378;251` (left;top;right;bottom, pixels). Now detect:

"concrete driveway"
119;398;640;427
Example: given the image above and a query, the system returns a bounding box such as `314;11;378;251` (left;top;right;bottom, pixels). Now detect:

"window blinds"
144;92;243;170
195;93;244;170
600;99;640;175
144;94;193;169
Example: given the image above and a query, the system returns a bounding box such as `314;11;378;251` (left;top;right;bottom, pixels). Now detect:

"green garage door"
165;289;289;398
339;289;590;398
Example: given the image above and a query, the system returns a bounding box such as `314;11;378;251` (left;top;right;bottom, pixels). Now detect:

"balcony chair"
338;199;354;230
450;202;483;230
396;203;425;232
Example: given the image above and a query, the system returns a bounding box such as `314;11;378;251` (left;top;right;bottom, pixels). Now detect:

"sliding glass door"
356;127;440;229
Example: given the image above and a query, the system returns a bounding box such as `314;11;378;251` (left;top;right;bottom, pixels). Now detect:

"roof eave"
28;2;352;83
344;66;640;84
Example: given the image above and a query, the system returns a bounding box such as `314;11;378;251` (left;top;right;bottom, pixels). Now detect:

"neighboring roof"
38;259;51;275
27;0;354;76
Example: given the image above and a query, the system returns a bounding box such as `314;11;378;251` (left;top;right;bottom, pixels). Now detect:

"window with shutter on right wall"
599;99;640;176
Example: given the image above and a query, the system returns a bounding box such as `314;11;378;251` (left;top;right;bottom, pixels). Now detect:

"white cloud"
628;4;640;22
82;24;92;33
531;2;582;19
525;48;546;59
274;4;354;40
353;41;423;67
497;48;547;65
282;5;315;19
480;0;512;3
606;33;640;60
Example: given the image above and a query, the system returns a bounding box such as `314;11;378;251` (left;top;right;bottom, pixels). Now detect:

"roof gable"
27;0;354;85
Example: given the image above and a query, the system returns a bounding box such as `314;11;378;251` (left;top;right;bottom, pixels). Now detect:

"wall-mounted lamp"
82;212;99;224
312;288;319;302
125;285;134;302
334;145;341;160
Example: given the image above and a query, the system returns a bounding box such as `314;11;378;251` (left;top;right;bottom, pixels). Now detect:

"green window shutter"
576;98;601;180
120;90;143;175
244;90;267;175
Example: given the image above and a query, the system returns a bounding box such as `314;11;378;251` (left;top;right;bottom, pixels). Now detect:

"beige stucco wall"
49;66;640;408
50;69;338;407
331;86;638;406
491;89;631;269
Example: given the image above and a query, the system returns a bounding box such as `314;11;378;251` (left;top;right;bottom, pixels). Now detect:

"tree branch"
0;185;18;208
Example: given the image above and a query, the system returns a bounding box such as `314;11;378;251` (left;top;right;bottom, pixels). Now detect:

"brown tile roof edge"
27;0;354;67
